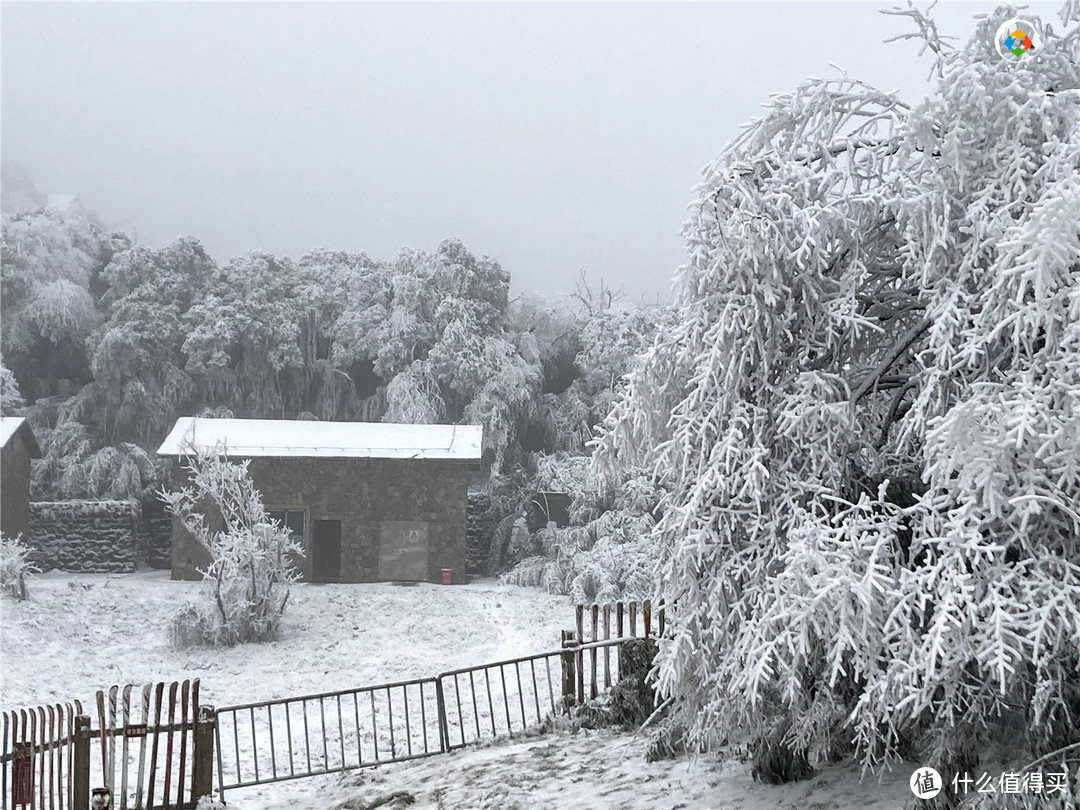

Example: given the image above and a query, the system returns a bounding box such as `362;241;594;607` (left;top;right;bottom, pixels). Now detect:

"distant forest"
0;180;661;536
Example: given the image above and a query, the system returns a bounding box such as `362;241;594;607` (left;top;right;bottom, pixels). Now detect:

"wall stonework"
466;492;495;576
169;457;469;584
27;500;139;573
1;431;33;538
136;498;173;569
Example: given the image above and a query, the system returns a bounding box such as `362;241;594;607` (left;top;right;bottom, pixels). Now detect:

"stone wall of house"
1;431;33;538
136;498;173;569
27;500;139;573
170;457;470;584
466;491;495;576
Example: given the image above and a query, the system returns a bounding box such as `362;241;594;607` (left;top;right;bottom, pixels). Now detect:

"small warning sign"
124;724;148;738
407;529;421;543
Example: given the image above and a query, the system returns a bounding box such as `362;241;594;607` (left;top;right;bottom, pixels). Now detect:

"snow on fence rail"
1;680;211;810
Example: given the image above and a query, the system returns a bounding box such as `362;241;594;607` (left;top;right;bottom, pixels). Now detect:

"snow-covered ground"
1;572;915;808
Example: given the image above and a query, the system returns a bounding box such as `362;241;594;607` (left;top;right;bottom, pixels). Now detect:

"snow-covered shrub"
503;459;659;601
162;444;302;646
504;514;657;603
0;533;37;600
571;638;660;732
595;2;1080;784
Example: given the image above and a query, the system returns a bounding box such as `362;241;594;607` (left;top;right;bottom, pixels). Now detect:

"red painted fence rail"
570;599;666;704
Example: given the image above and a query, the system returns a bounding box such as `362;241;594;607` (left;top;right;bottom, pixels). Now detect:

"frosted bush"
503;462;659;601
0;533;37;600
162;444;302;646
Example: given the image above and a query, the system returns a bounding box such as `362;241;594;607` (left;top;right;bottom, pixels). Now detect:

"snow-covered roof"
156;417;483;461
0;416;42;457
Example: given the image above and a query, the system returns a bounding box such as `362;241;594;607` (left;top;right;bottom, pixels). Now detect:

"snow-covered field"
1;572;915;808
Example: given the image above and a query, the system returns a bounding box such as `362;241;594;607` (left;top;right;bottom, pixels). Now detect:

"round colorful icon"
995;18;1041;63
910;766;943;799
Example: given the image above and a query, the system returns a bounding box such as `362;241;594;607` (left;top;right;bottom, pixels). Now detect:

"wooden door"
312;520;342;582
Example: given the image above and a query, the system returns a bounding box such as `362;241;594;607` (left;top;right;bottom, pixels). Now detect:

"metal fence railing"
214;676;443;795
213;637;635;802
4;603;664;808
439;649;562;749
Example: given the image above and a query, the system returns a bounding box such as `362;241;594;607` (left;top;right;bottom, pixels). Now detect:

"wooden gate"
1;701;84;810
92;679;210;809
2;680;213;810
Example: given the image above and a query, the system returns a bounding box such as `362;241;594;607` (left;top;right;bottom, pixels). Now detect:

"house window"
268;508;306;546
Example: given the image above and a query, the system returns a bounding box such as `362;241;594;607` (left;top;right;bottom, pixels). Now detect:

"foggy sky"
1;2;1060;302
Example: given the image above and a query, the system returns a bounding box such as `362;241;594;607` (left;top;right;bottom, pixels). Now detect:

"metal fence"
439;649;563;749
4;602;664;808
214;676;443;794
214;637;633;802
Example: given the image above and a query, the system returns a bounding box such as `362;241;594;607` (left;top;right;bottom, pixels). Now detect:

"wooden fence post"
589;605;599;700
193;705;216;805
560;630;577;708
73;714;92;810
574;606;584;704
602;605;611;689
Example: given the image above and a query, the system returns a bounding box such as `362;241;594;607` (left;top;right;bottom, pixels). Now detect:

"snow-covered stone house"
157;417;482;584
0;416;42;538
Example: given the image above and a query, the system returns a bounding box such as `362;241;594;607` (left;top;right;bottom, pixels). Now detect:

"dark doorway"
312;520;342;582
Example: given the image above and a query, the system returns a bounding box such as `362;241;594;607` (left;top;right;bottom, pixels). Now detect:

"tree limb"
851;317;930;404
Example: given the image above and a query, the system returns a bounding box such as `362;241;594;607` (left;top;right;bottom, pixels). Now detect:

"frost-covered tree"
1;361;24;415
596;3;1080;783
90;239;219;444
1;207;125;401
162;444;301;646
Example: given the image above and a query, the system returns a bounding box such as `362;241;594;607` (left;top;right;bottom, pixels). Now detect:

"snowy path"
1;572;916;808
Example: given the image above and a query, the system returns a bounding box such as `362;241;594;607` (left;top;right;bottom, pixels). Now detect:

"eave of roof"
156;417;483;461
0;417;43;458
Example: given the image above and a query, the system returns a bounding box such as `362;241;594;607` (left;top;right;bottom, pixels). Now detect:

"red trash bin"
440;568;453;585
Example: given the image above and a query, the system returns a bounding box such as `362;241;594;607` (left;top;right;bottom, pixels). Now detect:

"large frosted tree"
596;4;1080;780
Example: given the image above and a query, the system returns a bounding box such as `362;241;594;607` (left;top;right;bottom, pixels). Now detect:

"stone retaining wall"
27;500;139;573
